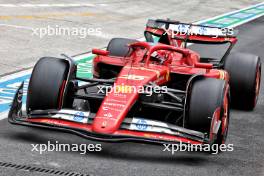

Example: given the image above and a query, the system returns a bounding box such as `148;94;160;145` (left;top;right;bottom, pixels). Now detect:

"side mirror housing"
194;62;213;69
92;49;109;56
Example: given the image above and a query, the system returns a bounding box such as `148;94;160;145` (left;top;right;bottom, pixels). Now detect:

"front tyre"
185;77;230;145
27;57;74;112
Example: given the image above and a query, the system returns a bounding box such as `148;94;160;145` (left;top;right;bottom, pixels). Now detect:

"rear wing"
146;19;238;38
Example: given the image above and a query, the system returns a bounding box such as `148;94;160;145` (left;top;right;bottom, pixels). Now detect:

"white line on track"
0;70;32;83
0;24;33;31
0;3;107;8
0;112;8;120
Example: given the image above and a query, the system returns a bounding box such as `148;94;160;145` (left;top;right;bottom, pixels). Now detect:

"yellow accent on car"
219;70;225;80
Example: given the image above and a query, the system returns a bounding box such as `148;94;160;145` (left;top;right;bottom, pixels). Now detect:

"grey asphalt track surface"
0;2;264;176
0;0;262;75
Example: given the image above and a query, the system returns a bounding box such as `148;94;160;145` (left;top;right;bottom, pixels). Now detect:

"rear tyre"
224;52;261;110
185;77;230;145
27;57;70;112
107;38;138;57
97;38;138;79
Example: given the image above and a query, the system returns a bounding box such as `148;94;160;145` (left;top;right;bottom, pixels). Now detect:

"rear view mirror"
194;62;213;69
92;49;109;56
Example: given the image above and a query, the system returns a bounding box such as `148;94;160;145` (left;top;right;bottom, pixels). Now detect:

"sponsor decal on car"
129;117;178;135
135;119;148;130
96;116;116;121
106;98;127;103
119;74;148;81
103;112;113;118
73;111;85;122
51;110;89;123
112;93;127;98
103;102;125;108
102;106;122;112
130;118;149;131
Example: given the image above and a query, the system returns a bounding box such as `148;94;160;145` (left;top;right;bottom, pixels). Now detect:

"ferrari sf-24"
9;19;261;149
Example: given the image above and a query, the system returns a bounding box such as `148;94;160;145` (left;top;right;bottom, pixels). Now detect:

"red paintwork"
92;49;109;56
92;42;229;135
92;67;161;133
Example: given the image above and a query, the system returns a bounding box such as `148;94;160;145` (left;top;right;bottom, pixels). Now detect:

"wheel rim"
221;87;230;144
254;65;261;106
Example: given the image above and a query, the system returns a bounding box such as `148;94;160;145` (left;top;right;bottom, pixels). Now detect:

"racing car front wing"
8;82;212;145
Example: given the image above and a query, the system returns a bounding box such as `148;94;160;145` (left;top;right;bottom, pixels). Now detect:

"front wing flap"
8;82;209;145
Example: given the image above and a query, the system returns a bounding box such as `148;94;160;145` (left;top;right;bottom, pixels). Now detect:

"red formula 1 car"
8;20;259;148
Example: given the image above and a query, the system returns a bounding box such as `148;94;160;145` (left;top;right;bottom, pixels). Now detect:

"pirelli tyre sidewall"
224;52;261;110
27;57;72;113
